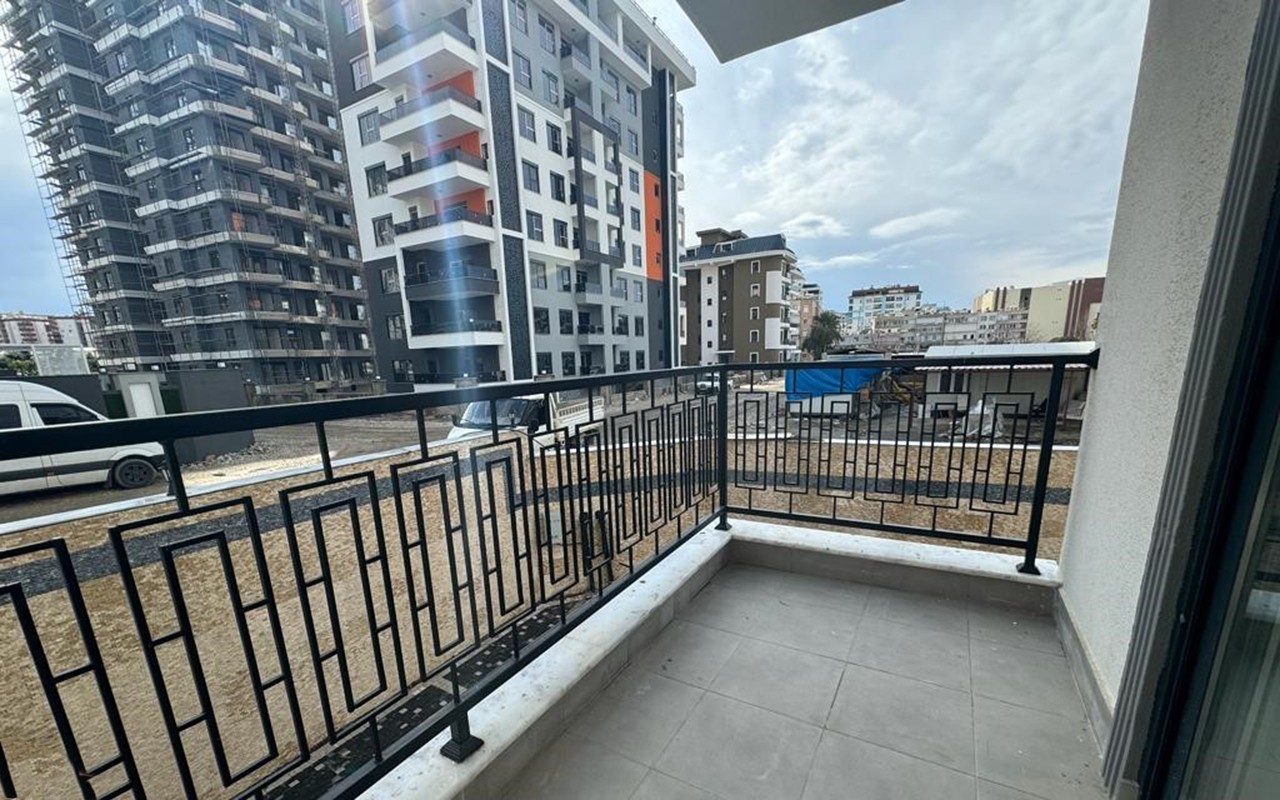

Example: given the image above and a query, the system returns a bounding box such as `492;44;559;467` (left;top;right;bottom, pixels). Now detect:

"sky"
0;0;1148;314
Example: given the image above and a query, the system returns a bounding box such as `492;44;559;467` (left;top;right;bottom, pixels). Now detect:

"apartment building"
974;277;1105;341
679;228;800;365
844;307;1029;352
845;283;921;334
0;312;89;347
792;280;821;354
0;0;376;398
327;0;694;391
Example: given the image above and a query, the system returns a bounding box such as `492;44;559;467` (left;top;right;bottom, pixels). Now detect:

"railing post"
440;663;483;762
716;365;731;530
1019;360;1066;575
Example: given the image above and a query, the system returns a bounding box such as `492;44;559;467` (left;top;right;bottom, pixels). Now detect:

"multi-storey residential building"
0;0;374;399
327;0;694;391
844;307;1029;352
792;279;821;355
845;283;921;334
0;312;89;347
679;228;800;365
974;277;1105;341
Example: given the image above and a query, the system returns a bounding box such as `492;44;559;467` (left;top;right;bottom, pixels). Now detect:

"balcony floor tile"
506;565;1104;800
708;637;845;726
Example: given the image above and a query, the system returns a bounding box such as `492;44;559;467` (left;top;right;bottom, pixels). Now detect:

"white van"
0;382;166;497
446;391;605;447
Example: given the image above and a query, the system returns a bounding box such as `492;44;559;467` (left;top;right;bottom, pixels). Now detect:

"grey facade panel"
482;0;508;62
322;0;377;108
504;235;533;380
487;64;524;232
362;256;411;386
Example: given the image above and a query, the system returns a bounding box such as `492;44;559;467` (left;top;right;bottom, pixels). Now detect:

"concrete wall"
1025;283;1070;342
1059;0;1263;712
168;370;255;464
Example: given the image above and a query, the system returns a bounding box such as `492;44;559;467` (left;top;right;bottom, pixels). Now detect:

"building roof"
674;0;904;62
925;342;1099;359
681;233;793;262
849;284;921;298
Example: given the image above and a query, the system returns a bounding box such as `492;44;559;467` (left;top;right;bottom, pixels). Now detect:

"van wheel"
112;458;158;490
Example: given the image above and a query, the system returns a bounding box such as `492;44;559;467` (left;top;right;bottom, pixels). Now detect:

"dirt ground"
0;384;1078;797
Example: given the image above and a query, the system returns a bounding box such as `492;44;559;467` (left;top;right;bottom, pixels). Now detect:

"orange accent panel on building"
643;171;664;281
434;188;487;215
427;72;475;97
428;131;482;157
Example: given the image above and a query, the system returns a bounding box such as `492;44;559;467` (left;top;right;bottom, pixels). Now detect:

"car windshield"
457;399;537;429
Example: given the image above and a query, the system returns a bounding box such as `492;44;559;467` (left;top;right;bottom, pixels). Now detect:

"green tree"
802;311;844;359
0;351;38;376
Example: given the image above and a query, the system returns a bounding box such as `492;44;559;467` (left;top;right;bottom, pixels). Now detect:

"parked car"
446;391;605;448
695;373;735;395
0;382;166;497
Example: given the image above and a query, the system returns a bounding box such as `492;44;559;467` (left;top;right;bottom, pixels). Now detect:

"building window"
191;169;203;191
632;245;642;267
749;307;760;320
558;266;572;290
750;352;760;363
543;71;559;104
706;275;712;285
164;37;177;60
518;106;536;140
635;317;645;336
630;207;641;231
559;309;573;334
536;352;553;375
633;281;643;302
706;319;712;328
522;160;540;192
380;267;398;293
750;260;761;274
533;306;550;334
607;115;621;135
554;220;569;247
547;123;562;154
562;351;576;375
392;359;414;382
342;0;364;33
626;129;639;156
706;298;712;306
551;172;566;201
626;85;638;114
366;164;387;196
358;111;380;145
511;0;527;33
636;351;645;370
352;55;372;91
628;169;640;192
750;283;761;297
531;260;548;288
527;211;544;241
603;67;619;98
514;51;532;89
387;314;405;340
538;15;555;53
182;127;196;152
373;215;394;246
654;218;661;232
749;330;760;343
115;51;130;72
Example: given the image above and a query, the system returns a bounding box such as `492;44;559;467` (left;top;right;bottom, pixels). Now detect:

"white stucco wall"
1059;0;1263;710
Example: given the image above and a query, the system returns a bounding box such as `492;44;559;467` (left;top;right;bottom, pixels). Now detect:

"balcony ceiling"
675;0;903;62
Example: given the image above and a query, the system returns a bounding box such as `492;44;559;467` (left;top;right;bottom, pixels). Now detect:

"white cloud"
782;212;849;239
868;208;966;240
735;66;774;102
800;253;877;272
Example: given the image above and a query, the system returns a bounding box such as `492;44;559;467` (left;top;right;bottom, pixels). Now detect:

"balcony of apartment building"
379;84;484;145
561;36;594;85
393;202;495;251
370;6;478;89
387;147;490;201
406;293;504;350
403;263;500;302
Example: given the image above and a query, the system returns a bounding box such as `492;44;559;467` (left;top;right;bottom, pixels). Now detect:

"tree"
0;351;38;376
802;311;844;359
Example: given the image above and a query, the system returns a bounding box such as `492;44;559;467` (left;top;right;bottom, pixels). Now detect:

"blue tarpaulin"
785;365;880;402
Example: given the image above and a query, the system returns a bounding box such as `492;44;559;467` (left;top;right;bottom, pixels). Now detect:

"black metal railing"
379;86;481;125
394;207;493;235
387;148;487;182
403;264;499;286
375;18;474;62
410;318;503;335
0;353;1095;799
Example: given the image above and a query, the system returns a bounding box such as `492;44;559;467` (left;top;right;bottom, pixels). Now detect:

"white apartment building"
0;313;90;348
328;0;695;390
845;307;1029;352
845;283;922;334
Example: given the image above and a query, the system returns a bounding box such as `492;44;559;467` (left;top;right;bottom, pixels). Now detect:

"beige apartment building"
974;277;1105;341
679;228;800;364
793;281;822;357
